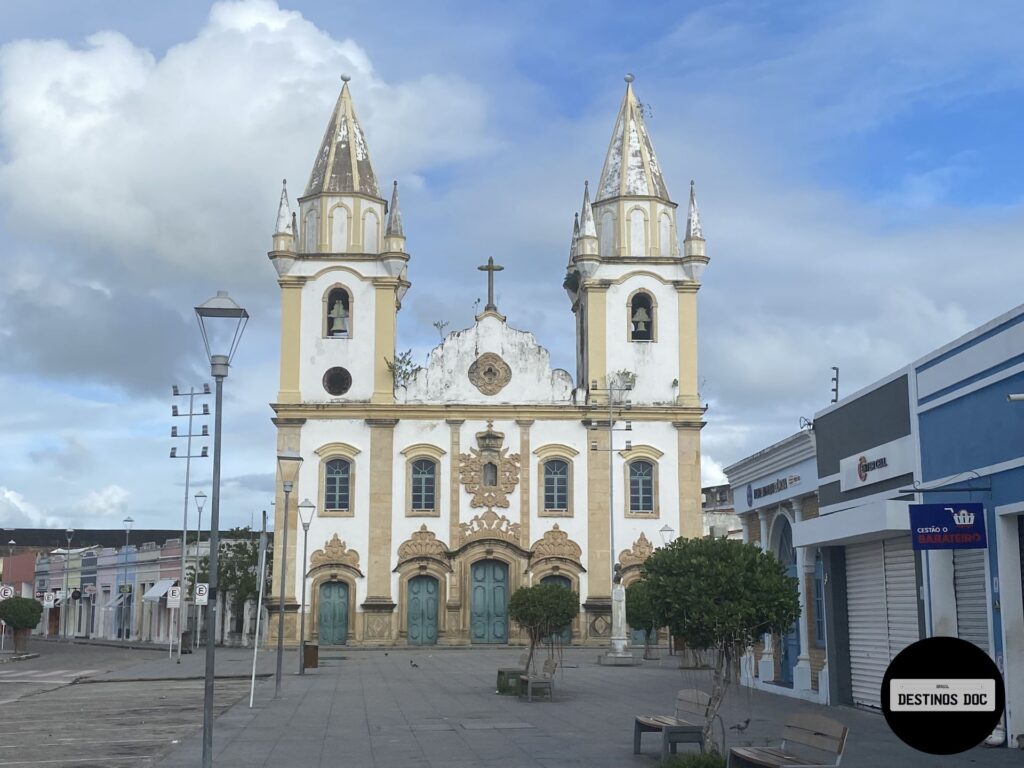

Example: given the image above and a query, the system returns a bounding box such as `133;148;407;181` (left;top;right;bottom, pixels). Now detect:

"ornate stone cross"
477;256;504;312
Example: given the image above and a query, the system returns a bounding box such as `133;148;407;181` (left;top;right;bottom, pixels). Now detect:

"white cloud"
0;487;62;528
80;484;130;518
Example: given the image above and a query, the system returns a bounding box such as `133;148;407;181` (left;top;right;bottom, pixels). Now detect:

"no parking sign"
0;585;14;600
194;583;209;606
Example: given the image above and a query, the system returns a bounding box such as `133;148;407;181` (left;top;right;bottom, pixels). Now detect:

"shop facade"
726;430;826;702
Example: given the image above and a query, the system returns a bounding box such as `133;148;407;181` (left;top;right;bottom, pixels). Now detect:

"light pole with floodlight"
195;290;248;768
61;528;74;639
193;490;207;649
297;498;315;674
275;451;303;697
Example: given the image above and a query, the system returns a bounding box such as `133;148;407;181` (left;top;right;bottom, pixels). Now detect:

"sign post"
167;586;182;660
909;503;987;550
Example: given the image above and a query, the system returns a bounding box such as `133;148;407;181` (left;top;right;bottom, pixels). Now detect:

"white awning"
107;593;126;608
143;579;176;603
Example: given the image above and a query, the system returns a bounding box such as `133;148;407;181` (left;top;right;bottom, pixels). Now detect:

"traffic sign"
194;583;209;606
167;586;181;609
0;585;14;600
43;593;55;607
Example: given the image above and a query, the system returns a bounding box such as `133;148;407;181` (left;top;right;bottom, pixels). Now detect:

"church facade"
267;75;709;646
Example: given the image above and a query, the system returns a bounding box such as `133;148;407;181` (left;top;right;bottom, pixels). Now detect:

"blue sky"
1;0;1022;531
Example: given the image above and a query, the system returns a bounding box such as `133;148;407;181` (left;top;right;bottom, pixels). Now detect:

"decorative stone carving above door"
458;420;521;509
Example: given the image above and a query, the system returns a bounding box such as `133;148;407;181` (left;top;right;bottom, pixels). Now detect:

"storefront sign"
119;584;133;594
909;503;987;550
839;435;914;491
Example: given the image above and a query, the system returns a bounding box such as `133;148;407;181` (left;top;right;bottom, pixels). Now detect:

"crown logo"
951;508;975;527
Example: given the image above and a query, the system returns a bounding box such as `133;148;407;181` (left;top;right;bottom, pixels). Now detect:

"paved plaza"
147;646;1019;768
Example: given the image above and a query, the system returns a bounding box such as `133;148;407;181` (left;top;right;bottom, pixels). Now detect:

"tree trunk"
13;628;30;653
703;647;728;753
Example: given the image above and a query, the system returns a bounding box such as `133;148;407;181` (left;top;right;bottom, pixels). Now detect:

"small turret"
682;180;708;281
576;180;599;261
383;180;405;252
272;179;295;253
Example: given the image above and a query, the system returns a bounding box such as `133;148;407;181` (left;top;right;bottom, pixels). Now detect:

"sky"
2;0;1023;532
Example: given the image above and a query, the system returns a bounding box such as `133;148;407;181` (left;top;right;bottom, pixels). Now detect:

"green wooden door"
540;575;573;645
470;560;508;644
407;575;438;645
318;581;348;645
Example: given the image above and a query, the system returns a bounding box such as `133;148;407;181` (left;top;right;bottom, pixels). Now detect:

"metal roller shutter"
883;537;919;659
846;542;888;709
953;548;989;653
846;536;920;709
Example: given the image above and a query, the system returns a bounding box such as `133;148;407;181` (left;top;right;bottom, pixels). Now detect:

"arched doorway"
773;516;800;685
540;574;573;645
470;559;508;644
318;581;348;645
407;575;438;646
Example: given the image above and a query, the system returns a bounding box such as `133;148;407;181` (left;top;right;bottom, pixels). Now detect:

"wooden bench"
634;688;709;759
519;657;556;702
728;713;848;768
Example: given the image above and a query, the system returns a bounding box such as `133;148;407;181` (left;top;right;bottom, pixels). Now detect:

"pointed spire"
580;180;597;238
386;180;403;237
568;213;580;264
685;180;704;240
274;179;292;234
305;75;381;198
596;74;669;202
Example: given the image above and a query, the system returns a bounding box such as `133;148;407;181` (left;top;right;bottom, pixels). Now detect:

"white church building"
266;75;710;646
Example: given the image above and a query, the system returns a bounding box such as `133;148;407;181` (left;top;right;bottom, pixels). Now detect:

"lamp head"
659;524;675;545
194;491;207;512
277;450;303;489
195;291;249;376
123;516;134;532
297;498;316;528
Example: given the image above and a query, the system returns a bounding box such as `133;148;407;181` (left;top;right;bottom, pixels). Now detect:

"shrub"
0;596;44;630
661;753;727;768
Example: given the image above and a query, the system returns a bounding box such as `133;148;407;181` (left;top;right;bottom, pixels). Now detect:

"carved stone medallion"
468;352;512;396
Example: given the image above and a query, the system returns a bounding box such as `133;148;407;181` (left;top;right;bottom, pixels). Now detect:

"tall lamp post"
62;528;74;639
193;490;207;650
589;378;633;657
659;524;676;546
297;498;315;674
195;289;248;768
122;516;134;639
275;451;303;698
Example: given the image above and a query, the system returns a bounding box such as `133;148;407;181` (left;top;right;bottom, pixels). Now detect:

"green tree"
192;527;270;633
642;537;800;753
508;583;579;673
0;596;43;652
625;579;657;658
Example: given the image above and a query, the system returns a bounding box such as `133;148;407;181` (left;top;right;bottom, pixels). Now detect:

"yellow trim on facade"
676;285;700;407
366;420;396;599
623;456;660;519
272;402;705;422
532;443;580;460
371;280;398;404
586;427;611;599
277;277;305;404
404;453;441;518
399;443;446;459
316;446;357;519
584;284;608;393
536;455;574;518
617;444;664;461
314;442;361;457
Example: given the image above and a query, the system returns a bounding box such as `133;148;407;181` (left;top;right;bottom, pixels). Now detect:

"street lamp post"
62;528;74;640
122;517;133;639
193;490;207;650
195;290;248;768
659;524;676;547
297;499;315;674
275;451;303;697
589;378;633;657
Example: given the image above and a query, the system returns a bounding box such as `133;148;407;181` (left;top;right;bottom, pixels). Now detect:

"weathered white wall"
400;315;574;404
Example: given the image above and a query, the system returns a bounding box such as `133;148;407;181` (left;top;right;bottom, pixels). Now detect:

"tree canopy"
508;583;579;672
0;596;43;630
642;536;801;752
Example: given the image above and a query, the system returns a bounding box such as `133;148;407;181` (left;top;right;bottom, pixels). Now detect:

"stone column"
363;418;398;642
276;276;305;404
445;420;464;640
584;420;612;642
757;508;775;681
517;420;533;549
791;497;814;693
673;421;703;539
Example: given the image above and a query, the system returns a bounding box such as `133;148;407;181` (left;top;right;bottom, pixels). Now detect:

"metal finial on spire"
624;73;635;83
340;73;351;83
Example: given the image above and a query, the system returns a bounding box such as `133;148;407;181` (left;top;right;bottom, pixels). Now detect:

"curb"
75;672;275;684
0;653;39;664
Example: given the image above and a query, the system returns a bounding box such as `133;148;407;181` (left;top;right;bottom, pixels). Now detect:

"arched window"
304;209;318;253
630;292;654;342
628;208;647;256
411;459;436;511
325;458;351;511
363;210;379;253
599;211;614;256
330;205;348;252
628;460;654;513
325;287;351;338
543;459;569;512
482;462;498;487
658;212;672;256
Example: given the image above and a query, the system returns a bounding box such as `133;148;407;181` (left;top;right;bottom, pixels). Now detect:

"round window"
323;367;352;396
